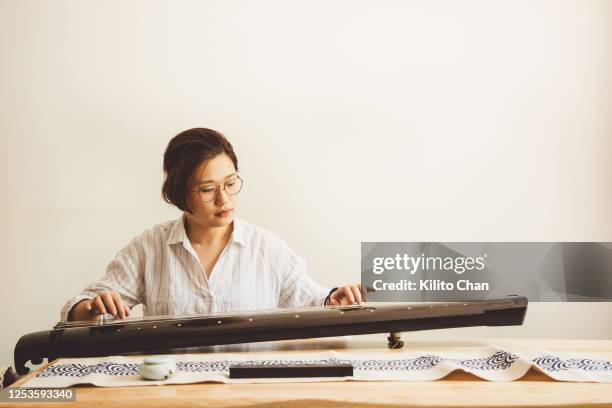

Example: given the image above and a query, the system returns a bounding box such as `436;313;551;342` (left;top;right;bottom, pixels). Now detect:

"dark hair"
162;128;238;213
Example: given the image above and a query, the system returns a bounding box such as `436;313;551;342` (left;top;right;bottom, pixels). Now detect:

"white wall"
1;0;611;370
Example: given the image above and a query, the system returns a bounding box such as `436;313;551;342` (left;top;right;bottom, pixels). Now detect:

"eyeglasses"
189;176;244;202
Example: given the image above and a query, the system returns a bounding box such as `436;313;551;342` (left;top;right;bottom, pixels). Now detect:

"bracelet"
324;287;339;306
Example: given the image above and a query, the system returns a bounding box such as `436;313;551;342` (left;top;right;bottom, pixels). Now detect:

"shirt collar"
230;215;246;247
167;213;245;247
167;213;188;245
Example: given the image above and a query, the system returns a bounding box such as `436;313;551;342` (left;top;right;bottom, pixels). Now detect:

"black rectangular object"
229;364;353;378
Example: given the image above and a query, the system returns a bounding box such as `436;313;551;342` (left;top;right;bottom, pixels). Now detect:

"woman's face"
186;153;239;229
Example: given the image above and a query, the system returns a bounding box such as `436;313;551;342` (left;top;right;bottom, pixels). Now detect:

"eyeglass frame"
188;175;244;202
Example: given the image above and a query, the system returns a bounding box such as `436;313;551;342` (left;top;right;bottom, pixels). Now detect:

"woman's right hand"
69;291;130;321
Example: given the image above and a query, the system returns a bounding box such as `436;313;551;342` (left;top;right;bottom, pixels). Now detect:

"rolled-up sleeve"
277;241;330;308
60;240;145;321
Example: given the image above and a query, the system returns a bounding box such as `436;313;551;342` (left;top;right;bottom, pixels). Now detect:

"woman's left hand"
328;284;364;306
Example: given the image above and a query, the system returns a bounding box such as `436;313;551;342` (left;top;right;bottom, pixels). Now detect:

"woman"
62;128;363;322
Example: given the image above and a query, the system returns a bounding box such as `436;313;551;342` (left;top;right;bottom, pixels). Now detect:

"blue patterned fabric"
36;350;612;378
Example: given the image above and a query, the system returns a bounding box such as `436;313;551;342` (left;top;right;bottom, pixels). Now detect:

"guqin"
14;296;528;374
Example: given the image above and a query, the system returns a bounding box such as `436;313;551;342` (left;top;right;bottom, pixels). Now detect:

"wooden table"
4;337;612;408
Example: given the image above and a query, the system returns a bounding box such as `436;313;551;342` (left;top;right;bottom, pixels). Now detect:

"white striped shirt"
60;215;331;321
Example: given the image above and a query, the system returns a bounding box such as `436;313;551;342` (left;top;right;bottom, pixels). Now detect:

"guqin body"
14;296;528;374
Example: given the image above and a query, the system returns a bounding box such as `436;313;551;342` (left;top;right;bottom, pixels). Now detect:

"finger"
93;296;107;315
351;285;362;304
111;292;126;319
333;288;347;305
342;286;356;304
101;292;118;316
338;288;352;305
124;304;131;317
85;300;92;311
358;283;367;302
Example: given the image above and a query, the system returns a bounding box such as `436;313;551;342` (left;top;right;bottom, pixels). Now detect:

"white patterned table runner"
22;346;612;387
